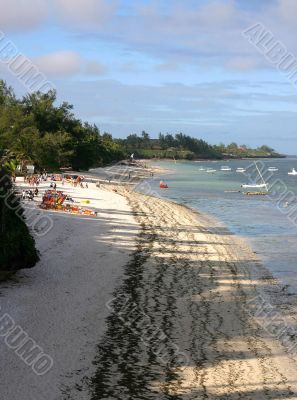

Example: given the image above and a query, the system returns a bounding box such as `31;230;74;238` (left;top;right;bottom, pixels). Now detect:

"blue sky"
1;0;297;153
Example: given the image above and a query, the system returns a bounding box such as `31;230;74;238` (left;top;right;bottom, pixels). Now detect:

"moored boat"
241;163;269;191
288;168;297;176
268;167;278;172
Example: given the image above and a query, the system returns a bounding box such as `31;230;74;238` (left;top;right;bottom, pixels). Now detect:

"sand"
1;177;297;399
90;187;297;399
0;179;139;400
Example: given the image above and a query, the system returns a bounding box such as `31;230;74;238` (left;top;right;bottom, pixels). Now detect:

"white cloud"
0;0;48;31
53;0;117;28
278;0;297;24
0;0;117;32
34;51;81;76
34;51;107;77
193;0;236;27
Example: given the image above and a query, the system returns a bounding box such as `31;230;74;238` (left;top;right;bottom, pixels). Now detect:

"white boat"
241;163;268;191
206;169;217;173
241;183;268;189
220;166;232;171
199;167;205;171
268;167;278;172
236;168;246;173
288;168;297;176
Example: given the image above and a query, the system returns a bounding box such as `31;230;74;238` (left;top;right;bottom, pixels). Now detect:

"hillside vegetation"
117;132;283;160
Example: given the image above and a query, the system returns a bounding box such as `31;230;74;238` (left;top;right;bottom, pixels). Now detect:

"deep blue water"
138;158;297;292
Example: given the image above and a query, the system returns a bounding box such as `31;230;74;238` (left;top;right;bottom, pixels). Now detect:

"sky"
0;0;297;153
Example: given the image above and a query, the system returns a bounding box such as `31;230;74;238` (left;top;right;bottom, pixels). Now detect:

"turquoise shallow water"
137;158;297;293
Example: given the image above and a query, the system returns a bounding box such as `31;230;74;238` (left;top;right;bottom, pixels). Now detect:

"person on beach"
28;190;34;201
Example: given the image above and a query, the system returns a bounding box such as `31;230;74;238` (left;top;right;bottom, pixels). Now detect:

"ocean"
137;158;297;293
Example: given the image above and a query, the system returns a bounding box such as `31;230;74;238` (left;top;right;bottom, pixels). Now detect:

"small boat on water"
159;180;168;188
268;167;278;172
199;167;205;171
206;169;217;173
241;183;268;189
288;168;297;176
220;166;232;171
236;168;246;173
241;163;269;192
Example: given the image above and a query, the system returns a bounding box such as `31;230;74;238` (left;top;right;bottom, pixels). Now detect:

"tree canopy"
0;81;124;171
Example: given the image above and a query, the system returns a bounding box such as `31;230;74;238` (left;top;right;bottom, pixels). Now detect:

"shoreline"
1;175;297;398
92;186;297;398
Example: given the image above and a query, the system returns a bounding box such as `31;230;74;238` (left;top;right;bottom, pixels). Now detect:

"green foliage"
0;167;39;271
119;132;222;159
0;80;125;171
118;132;282;160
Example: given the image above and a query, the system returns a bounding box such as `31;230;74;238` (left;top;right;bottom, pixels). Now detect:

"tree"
0;80;124;171
258;145;275;154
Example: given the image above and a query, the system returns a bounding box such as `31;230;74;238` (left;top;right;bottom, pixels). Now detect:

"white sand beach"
1;177;297;399
0;179;139;400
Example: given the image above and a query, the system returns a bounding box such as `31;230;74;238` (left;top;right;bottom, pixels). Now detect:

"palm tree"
4;158;18;181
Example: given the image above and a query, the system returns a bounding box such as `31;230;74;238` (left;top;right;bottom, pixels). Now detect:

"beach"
0;179;139;400
2;177;297;399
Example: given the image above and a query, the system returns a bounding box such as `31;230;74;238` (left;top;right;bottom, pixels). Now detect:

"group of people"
21;171;92;207
22;188;39;201
24;172;49;186
65;175;87;188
